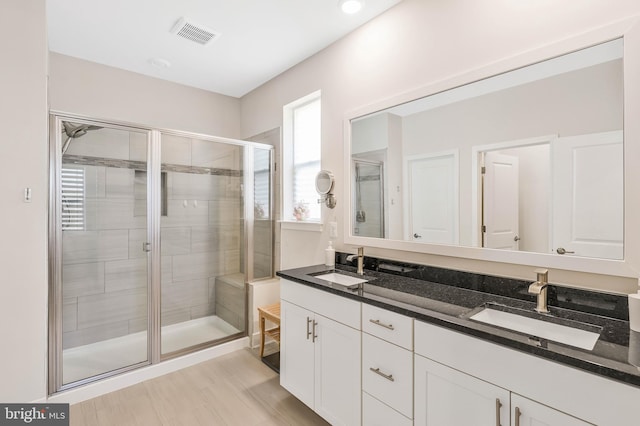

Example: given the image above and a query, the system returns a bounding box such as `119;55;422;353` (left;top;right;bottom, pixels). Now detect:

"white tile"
161;199;209;227
63;320;130;350
105;168;135;199
160;309;191;327
63;298;77;333
105;258;148;292
160;227;191;255
161;279;210;313
80;165;105;199
128;229;147;259
128;316;149;334
63;230;129;264
208;199;242;227
62;262;105;298
161;134;191;165
190;303;215;319
77;287;148;330
172;251;223;282
190;226;220;253
95;198;146;230
168;172;221;200
129;131;148;162
161;255;173;284
224;249;241;274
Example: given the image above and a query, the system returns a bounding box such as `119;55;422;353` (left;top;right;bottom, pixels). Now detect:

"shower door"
159;133;246;356
50;115;274;392
352;159;385;238
49;117;153;390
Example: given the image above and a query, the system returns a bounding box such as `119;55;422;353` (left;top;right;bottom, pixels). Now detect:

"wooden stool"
257;303;281;358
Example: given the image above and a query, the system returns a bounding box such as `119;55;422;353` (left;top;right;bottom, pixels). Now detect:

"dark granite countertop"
276;254;640;388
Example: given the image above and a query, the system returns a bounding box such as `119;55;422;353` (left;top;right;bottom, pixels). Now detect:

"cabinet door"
511;394;591;426
314;313;361;426
415;354;510;426
280;301;315;409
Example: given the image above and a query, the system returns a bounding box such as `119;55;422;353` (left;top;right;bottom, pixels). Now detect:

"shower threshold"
62;315;240;385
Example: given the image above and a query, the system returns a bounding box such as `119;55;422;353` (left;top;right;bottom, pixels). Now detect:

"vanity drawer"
362;333;413;418
363;391;412;426
362;303;413;349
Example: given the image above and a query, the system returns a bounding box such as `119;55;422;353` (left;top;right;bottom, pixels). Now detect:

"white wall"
240;0;640;292
0;22;243;401
49;53;241;138
0;0;48;402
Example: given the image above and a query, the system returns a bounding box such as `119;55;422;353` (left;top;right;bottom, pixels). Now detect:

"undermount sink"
469;304;602;351
313;272;368;288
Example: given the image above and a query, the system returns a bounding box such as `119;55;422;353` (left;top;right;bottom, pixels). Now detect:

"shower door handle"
142;242;151;253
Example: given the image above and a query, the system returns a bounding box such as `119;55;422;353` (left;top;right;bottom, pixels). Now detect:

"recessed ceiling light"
339;0;364;14
149;57;171;69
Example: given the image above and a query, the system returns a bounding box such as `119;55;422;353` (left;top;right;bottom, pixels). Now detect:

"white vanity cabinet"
414;354;510;425
361;304;414;425
280;279;361;426
414;354;589;425
414;320;640;426
510;393;591;426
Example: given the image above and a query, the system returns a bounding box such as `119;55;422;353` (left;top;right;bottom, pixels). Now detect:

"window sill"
280;220;324;232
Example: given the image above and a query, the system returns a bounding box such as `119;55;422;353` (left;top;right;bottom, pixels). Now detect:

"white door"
552;131;623;259
406;151;458;244
483;152;520;250
511;393;591;426
414;354;510;426
314;314;361;426
280;301;315;409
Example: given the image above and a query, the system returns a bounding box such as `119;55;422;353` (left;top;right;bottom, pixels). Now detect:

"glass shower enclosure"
48;114;273;393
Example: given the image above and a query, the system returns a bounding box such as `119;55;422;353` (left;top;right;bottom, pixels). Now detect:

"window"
254;148;271;220
61;167;85;230
283;91;321;222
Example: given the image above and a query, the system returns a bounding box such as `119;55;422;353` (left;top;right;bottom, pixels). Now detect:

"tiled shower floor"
62;315;240;384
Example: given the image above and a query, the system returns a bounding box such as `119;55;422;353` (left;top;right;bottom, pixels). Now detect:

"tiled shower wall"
61;129;244;349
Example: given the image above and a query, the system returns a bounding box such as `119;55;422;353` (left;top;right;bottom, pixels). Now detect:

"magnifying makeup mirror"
316;170;337;208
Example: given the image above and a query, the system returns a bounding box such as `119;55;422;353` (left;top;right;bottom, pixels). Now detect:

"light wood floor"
70;348;330;426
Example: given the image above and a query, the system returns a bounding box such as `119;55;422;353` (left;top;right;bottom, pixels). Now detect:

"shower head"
62;121;102;138
61;121;103;154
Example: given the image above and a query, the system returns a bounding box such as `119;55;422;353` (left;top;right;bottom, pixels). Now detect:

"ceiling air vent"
171;17;220;46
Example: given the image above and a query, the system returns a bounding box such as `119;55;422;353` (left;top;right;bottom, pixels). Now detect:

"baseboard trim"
44;337;249;405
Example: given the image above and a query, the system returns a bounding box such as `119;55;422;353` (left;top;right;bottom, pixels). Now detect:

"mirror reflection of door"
482;152;520;250
552;131;623;259
405;151;458;244
353;159;385;238
478;142;551;253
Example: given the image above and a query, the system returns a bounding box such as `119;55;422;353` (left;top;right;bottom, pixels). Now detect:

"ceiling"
47;0;403;98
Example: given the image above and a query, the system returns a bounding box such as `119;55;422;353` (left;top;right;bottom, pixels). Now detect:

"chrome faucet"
528;268;550;313
346;247;365;275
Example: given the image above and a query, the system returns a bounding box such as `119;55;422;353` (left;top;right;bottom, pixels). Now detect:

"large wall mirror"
345;21;640;278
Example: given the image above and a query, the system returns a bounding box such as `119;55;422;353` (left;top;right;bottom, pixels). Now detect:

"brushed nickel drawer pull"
312;320;318;343
495;398;502;426
369;367;394;382
369;319;394;330
515;406;521;426
306;317;312;340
